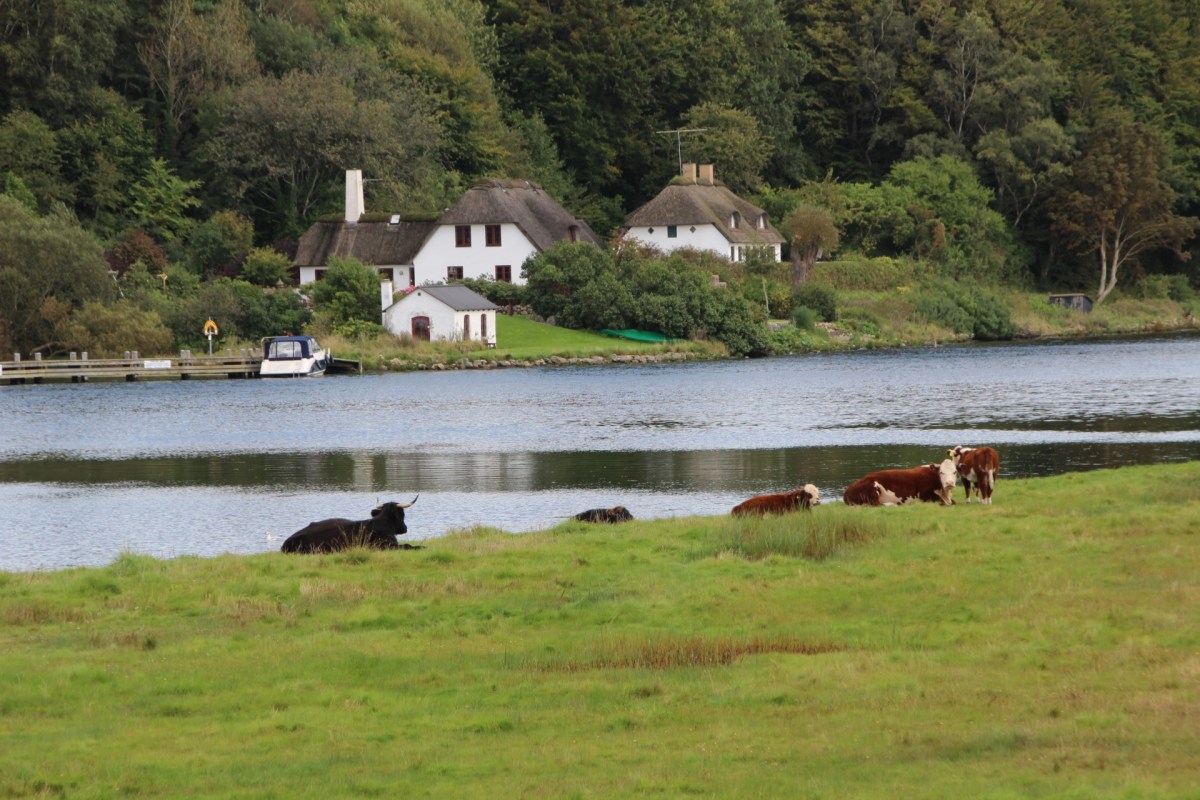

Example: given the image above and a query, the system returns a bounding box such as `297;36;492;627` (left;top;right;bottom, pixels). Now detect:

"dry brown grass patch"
544;635;845;672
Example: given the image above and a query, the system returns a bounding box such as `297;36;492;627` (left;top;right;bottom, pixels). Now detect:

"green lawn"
472;314;712;359
3;461;1198;798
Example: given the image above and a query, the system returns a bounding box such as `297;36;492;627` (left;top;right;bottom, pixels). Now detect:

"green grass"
3;461;1199;798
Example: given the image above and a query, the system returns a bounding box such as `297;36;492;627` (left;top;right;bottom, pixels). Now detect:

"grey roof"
397;284;501;312
295;218;438;267
437;179;603;250
623;179;785;246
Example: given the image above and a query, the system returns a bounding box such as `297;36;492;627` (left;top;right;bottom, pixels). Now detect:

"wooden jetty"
0;350;362;385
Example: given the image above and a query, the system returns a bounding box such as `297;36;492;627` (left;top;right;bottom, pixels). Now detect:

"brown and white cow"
947;446;1000;505
842;460;957;506
731;484;821;516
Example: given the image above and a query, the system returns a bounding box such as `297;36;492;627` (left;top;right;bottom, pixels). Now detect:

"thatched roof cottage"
411;178;602;285
296;172;600;288
623;163;784;262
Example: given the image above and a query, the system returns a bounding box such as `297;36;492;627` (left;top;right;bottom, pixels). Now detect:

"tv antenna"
656;128;706;174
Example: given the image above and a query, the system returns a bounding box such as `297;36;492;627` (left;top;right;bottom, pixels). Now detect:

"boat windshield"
267;339;308;359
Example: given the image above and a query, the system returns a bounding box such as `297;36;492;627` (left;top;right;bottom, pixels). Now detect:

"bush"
62;301;174;357
791;284;837;322
810;255;929;291
913;280;1016;340
1136;274;1195;302
791;305;819;330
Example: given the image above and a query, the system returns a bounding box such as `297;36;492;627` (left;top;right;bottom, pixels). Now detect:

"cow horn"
397;494;419;509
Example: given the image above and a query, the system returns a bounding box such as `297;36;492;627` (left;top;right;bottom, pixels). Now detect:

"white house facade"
381;283;500;347
622;163;784;263
411;178;602;286
411;221;538;285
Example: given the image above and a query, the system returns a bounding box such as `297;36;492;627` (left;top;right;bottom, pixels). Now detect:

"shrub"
913;280;1016;340
791;305;819;330
1136;274;1195;302
791;284;837;322
810;255;929;291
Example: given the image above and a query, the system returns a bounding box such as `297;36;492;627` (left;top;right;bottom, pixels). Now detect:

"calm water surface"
2;333;1198;570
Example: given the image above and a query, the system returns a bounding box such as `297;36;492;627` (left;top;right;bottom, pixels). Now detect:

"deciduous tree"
1052;119;1199;304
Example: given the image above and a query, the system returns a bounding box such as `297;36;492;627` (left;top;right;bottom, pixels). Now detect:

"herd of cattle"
279;446;1000;553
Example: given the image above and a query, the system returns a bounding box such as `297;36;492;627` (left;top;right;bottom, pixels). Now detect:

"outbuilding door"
412;316;430;341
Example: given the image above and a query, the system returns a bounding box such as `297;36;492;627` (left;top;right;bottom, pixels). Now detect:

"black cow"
573;505;634;524
281;497;420;553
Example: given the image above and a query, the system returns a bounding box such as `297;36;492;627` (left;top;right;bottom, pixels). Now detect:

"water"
2;333;1198;571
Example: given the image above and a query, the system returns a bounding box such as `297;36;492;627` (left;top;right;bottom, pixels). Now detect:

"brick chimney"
698;164;714;185
345;169;364;224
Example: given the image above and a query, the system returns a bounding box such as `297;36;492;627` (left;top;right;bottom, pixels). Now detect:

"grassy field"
3;461;1198;798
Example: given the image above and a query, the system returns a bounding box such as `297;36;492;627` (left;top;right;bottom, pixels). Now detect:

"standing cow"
843;460;957;506
281;497;420;553
948;446;1000;504
731;484;821;516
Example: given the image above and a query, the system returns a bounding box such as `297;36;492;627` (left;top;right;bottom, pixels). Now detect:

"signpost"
203;319;219;355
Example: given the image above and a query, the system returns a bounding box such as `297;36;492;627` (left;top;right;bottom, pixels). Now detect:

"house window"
568;225;579;242
314;269;326;281
447;266;464;282
757;214;767;230
378;268;392;280
455;225;472;247
412;316;431;341
667;225;677;238
730;212;741;229
485;224;502;247
463;314;471;340
495;265;512;282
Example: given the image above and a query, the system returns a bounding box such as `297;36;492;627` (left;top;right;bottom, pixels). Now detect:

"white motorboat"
259;335;329;378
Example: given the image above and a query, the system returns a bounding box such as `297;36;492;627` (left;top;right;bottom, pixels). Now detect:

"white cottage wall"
624;224;734;260
412;223;537;285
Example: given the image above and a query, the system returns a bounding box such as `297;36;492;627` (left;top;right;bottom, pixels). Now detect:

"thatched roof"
437;179;602;250
295;218;438;267
624;180;784;246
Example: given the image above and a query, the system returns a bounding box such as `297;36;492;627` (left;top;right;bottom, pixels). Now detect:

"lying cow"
843;460;957;506
731;484;821;516
280;497;420;553
574;505;634;523
948;445;1000;505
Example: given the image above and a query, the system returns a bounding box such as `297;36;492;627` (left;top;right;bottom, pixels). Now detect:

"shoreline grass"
2;461;1199;797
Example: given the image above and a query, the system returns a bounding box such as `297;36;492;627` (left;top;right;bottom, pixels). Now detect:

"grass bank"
3;461;1198;797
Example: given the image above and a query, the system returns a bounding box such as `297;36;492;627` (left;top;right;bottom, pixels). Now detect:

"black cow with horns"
280;497;420;553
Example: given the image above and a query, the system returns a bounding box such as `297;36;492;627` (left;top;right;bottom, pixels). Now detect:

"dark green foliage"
306;257;382;330
60;301;173;358
239;248;293;288
0;196;115;355
460;276;526;307
523;243;770;356
913;280;1016;340
791;306;819;330
791;285;838;322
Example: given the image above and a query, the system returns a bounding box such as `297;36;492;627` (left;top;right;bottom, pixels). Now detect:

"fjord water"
2;333;1198;570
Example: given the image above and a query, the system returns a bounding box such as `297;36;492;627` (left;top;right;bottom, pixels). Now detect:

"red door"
412;316;430;341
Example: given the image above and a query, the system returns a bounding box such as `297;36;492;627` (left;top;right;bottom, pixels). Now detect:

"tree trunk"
790;247;811;290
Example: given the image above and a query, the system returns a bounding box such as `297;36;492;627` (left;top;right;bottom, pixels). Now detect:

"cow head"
932;459;957;504
371;495;418;534
947;445;973;465
801;484;821;508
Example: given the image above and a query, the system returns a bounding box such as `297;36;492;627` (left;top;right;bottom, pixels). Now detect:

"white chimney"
345;169;365;224
681;162;698;181
698;164;714;185
380;279;394;315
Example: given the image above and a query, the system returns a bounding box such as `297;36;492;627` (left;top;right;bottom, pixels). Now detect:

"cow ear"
371;507;382;517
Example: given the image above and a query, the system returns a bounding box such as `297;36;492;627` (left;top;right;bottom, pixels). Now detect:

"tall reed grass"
713;507;897;561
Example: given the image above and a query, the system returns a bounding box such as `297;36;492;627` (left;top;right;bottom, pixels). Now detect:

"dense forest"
2;0;1198;357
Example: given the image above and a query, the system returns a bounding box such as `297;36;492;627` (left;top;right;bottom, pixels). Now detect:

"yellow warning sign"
203;319;219;336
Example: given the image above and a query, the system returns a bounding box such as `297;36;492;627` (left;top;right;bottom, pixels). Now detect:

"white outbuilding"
382;282;500;347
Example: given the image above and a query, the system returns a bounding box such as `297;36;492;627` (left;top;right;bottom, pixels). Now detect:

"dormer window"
757;214;767;230
729;212;741;229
